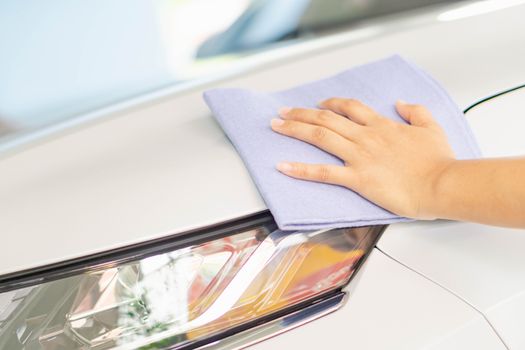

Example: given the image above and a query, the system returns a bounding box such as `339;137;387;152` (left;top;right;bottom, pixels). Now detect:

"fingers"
395;100;438;128
279;107;363;141
319;98;379;126
276;162;357;189
271;118;356;161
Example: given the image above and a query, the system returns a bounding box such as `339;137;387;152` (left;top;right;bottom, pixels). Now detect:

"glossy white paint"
379;222;525;348
252;249;505;350
380;221;525;311
377;90;525;349
1;1;524;277
468;88;525;158
1;2;525;349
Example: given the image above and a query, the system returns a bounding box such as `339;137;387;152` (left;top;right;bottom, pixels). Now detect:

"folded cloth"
203;55;481;230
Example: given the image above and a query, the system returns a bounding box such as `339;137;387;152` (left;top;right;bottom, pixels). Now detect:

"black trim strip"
0;210;274;293
463;83;525;114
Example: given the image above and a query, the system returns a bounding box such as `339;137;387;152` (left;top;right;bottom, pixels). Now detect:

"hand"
270;98;456;219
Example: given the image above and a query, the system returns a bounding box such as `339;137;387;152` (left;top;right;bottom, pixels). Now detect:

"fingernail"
279;107;291;117
271;118;284;127
276;162;293;173
397;99;407;105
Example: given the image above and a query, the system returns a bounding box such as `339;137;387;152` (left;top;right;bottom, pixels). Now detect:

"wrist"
418;159;461;220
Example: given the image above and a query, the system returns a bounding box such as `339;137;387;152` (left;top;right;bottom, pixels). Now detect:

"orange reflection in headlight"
186;240;364;339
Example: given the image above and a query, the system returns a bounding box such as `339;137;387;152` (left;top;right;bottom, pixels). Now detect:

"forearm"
428;158;525;227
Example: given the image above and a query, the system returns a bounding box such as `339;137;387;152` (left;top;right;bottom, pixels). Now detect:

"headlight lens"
0;216;381;349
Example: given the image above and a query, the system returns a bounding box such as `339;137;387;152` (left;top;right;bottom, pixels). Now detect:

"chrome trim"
198;292;347;350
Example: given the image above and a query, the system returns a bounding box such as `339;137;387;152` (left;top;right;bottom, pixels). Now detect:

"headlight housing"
0;213;383;349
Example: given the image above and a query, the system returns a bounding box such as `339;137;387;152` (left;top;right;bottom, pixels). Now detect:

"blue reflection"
0;0;172;129
0;0;459;143
198;0;310;57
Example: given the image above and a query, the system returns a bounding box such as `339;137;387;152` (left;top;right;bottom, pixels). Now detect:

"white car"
1;1;525;349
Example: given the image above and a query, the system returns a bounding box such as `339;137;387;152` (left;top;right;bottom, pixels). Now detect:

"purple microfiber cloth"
203;55;481;230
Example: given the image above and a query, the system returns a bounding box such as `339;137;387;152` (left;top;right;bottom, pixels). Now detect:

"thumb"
395;100;437;128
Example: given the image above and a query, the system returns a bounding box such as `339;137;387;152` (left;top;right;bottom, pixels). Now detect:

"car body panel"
1;1;524;277
252;249;505;350
379;221;525;349
468;87;525;158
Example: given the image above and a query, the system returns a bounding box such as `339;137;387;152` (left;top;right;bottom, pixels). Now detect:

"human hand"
270;98;456;219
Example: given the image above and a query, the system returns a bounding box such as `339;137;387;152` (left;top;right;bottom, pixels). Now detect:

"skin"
270;98;525;228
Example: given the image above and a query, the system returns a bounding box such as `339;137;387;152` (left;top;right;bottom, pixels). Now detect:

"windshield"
0;0;459;145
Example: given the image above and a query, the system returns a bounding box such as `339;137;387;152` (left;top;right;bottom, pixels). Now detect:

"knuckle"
316;110;331;122
342;98;361;109
317;166;331;182
284;121;296;134
311;126;328;141
287;108;301;118
295;164;309;178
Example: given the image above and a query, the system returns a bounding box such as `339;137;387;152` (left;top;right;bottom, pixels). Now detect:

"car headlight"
0;213;383;349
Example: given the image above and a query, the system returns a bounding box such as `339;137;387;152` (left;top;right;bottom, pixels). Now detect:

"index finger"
319;98;379;126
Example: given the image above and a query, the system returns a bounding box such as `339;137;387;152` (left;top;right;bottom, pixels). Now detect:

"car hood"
1;2;525;279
